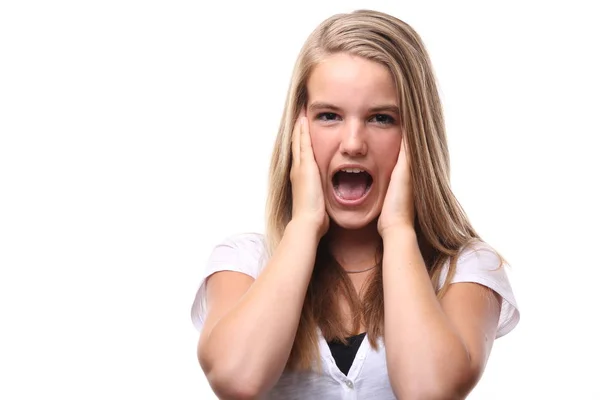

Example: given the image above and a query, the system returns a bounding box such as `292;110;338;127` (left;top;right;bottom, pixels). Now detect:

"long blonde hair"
265;9;495;371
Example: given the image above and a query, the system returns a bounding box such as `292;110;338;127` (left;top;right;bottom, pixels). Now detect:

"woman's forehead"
306;54;398;110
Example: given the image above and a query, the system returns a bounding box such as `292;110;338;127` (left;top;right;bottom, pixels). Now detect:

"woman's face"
306;52;403;230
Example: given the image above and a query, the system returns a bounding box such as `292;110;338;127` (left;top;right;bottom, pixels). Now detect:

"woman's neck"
325;221;382;270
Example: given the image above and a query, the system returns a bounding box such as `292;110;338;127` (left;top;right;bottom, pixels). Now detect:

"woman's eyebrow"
308;101;400;114
368;104;400;114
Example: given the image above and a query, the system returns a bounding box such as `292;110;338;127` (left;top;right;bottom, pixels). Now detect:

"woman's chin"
327;210;378;231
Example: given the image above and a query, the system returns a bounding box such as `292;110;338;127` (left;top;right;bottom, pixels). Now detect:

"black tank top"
326;332;366;375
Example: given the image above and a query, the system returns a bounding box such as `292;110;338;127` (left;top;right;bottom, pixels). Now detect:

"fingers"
291;107;311;169
398;132;411;169
291;115;302;168
299;116;314;160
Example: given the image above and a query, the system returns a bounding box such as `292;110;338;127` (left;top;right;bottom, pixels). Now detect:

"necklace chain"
343;264;378;274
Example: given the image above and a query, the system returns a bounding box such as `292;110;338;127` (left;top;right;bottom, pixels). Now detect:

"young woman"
191;9;520;400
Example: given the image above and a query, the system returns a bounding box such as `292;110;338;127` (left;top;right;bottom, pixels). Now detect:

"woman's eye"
314;112;395;125
370;114;395;125
316;112;340;121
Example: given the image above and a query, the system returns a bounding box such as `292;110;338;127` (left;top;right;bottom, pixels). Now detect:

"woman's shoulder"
437;240;503;282
208;231;269;273
439;239;520;338
454;239;506;271
217;231;267;252
191;232;269;332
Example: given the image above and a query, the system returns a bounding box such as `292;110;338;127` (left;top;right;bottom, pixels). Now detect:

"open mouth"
332;168;373;201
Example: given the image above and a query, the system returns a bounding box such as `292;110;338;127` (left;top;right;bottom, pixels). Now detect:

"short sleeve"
190;232;268;333
437;242;520;338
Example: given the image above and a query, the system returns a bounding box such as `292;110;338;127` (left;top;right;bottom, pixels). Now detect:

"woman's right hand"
290;109;329;239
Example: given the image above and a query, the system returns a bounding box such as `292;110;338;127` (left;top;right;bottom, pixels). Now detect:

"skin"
305;53;402;276
197;52;502;400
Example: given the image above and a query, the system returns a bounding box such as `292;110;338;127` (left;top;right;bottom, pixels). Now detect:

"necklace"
343;264;378;274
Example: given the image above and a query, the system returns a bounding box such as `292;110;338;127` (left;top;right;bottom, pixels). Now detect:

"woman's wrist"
381;224;416;243
286;218;323;244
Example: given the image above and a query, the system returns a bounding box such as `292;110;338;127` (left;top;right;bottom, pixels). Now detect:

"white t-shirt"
191;232;520;399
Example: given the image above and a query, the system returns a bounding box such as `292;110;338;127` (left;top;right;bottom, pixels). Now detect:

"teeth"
341;168;364;173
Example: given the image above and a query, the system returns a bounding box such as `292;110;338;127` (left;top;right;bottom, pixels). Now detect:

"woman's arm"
197;221;320;400
198;114;327;399
382;227;501;400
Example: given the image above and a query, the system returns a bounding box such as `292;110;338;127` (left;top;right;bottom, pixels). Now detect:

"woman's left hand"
377;134;415;237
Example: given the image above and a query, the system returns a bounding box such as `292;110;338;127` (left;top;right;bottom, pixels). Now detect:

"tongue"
336;172;369;200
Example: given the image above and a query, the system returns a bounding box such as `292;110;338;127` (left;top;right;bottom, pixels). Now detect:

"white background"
1;1;598;399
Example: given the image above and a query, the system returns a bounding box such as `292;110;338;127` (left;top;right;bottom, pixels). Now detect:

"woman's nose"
339;121;368;157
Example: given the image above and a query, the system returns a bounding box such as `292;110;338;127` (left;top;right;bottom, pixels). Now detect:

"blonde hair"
265;9;499;371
